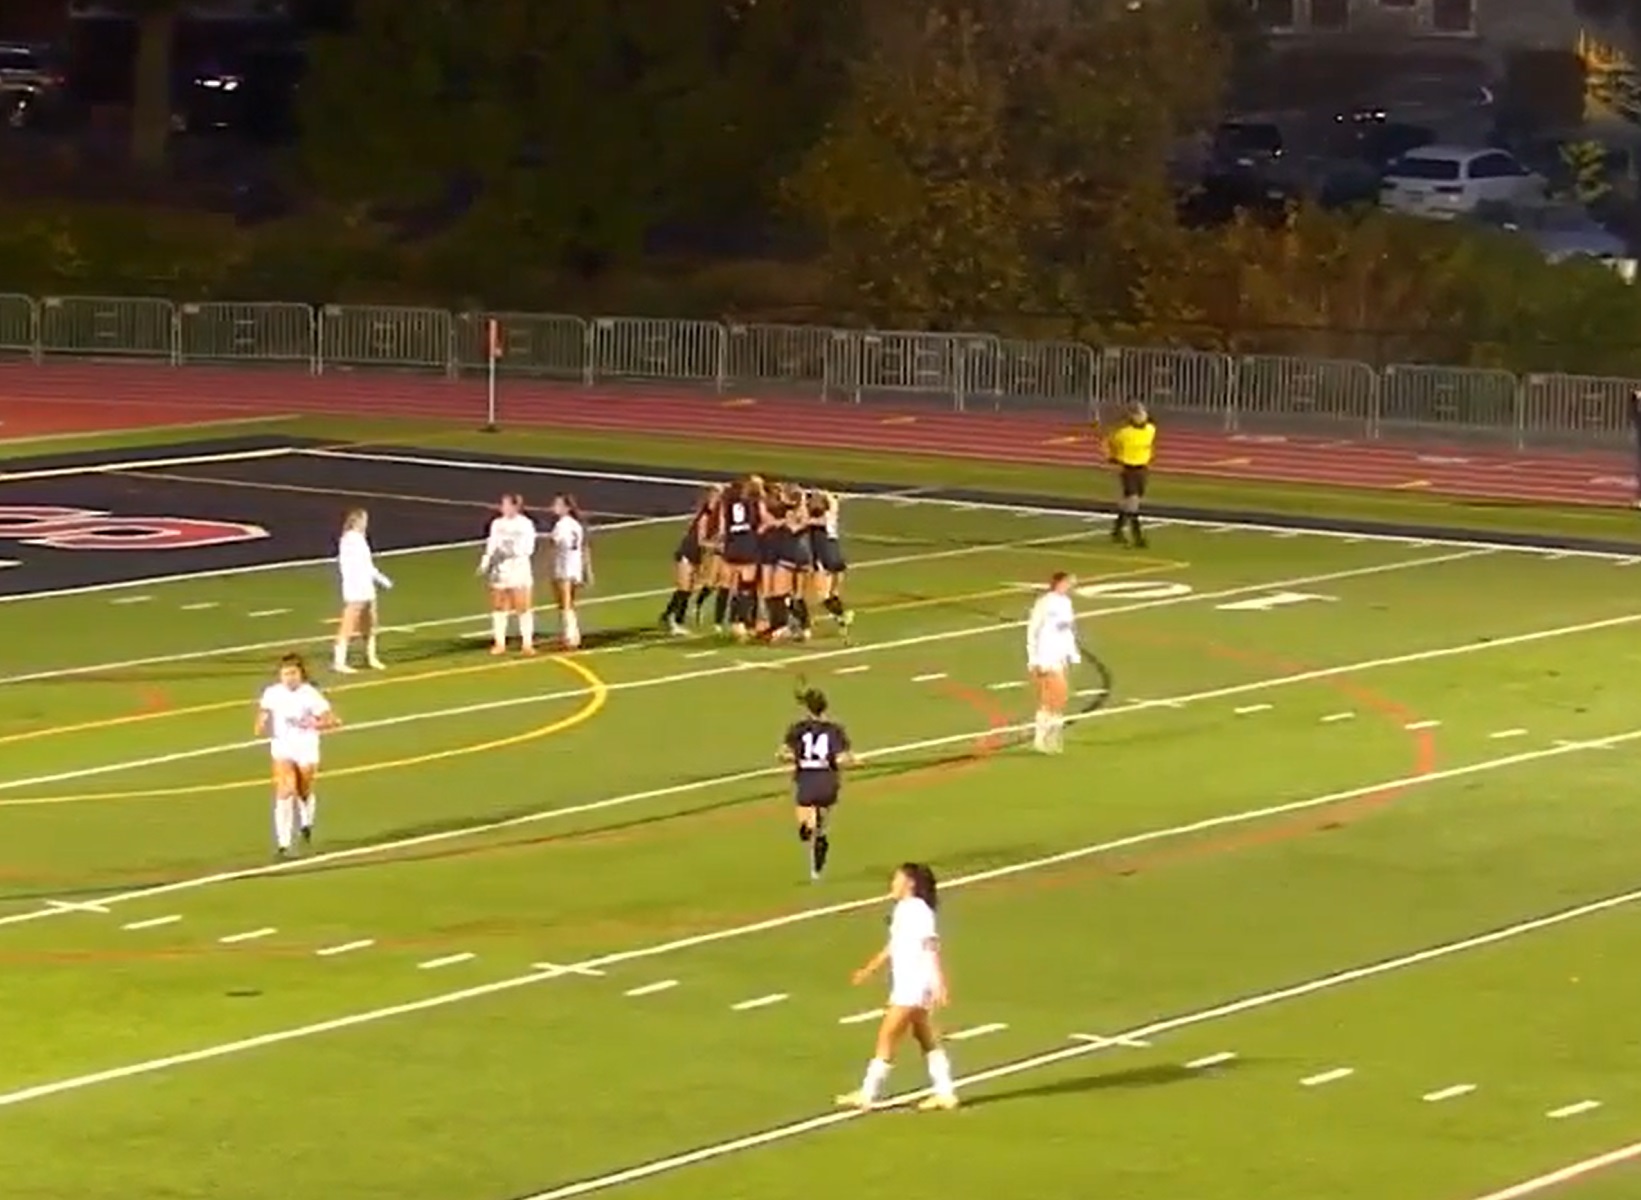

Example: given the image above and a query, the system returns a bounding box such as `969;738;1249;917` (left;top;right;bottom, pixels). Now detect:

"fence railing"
0;293;1635;450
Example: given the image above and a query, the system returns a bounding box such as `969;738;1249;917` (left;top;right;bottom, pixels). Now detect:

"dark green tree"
786;0;1230;322
297;0;854;275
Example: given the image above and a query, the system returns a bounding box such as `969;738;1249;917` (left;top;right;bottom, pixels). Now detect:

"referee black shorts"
1119;465;1149;499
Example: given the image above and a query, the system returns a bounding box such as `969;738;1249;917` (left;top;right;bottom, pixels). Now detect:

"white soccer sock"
563;609;580;646
1033;709;1050;749
273;795;296;849
518;609;535;648
860;1057;891;1102
332;638;347;668
365;633;380;664
927;1048;955;1097
298;794;317;831
490;610;509;646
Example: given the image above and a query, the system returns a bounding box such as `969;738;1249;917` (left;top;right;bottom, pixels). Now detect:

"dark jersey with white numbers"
783;718;851;806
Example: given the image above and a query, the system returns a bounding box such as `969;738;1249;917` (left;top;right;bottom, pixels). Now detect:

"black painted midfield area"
0;437;698;598
1;434;1636;599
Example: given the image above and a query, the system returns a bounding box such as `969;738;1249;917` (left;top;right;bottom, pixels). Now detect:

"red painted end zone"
0;360;1635;506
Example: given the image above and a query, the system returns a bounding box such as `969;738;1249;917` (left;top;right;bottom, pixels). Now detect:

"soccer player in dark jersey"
780;688;855;880
661;484;721;634
719;477;763;639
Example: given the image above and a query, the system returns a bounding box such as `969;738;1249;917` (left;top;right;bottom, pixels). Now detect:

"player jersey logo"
0;505;267;551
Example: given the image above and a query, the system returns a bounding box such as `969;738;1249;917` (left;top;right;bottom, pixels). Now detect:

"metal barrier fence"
0;293;1635;449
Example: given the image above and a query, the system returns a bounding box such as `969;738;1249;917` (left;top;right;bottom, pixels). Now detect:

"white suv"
1380;146;1545;219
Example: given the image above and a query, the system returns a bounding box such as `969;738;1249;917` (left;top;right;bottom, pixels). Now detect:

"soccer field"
1;431;1638;1200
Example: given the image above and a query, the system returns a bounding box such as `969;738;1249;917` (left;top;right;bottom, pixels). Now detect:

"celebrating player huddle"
661;475;852;643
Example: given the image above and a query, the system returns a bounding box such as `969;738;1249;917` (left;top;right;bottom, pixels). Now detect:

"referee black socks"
713;587;731;625
662;589;689;623
814;833;831;875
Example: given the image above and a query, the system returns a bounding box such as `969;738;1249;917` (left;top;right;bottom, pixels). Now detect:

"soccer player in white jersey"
333;508;392;672
477;493;538;655
837;862;958;1111
1026;571;1080;753
254;654;338;858
547;493;591;649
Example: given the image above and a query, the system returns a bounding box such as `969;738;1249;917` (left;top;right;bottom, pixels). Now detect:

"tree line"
31;0;1641;375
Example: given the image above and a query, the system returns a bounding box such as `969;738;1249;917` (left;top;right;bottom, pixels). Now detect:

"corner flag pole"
483;318;501;432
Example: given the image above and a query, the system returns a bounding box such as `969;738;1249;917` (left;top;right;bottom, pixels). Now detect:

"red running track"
0;361;1635;507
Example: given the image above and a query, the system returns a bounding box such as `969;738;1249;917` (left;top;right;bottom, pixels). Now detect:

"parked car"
1380;146;1545;219
0;41;68;128
1210;118;1286;177
1473;202;1638;281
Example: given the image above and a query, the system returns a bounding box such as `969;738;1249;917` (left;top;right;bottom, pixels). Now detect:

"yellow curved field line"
0;652;560;748
0;655;607;808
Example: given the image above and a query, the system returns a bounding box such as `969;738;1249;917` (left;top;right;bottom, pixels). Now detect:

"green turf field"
1;423;1638;1200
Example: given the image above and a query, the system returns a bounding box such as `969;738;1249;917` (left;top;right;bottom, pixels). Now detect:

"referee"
1106;401;1157;548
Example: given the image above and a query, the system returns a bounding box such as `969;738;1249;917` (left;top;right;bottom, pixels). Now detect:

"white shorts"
340;581;377;606
888;973;937;1010
490;561;534;592
552;554;585;586
1028;653;1075;675
270;741;320;769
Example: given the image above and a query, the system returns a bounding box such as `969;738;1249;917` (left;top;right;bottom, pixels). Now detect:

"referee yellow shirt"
1107;421;1156;467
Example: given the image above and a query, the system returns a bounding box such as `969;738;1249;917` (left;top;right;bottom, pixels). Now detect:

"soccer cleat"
366;658;385;670
834;1091;874;1110
917;1094;959;1112
668;620;689;637
276;846;292;860
300;825;313;846
490;644;507;656
333;662;357;674
522;644;539;656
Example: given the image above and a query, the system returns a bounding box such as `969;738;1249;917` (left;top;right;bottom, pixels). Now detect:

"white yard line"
0;524;1090;681
4;603;1639;931
313;448;1641;565
1464;1141;1641;1200
1300;1067;1354;1087
120;915;180;931
1186;1051;1237;1070
730;994;788;1012
1422;1084;1475;1103
0;445;291;485
1547;1100;1602;1120
314;939;374;958
837;1009;883;1025
218;927;276;945
506;886;1641;1199
417;953;476;971
623;980;678;998
5;746;1641;1113
946;1023;1008;1042
0;548;1493;799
